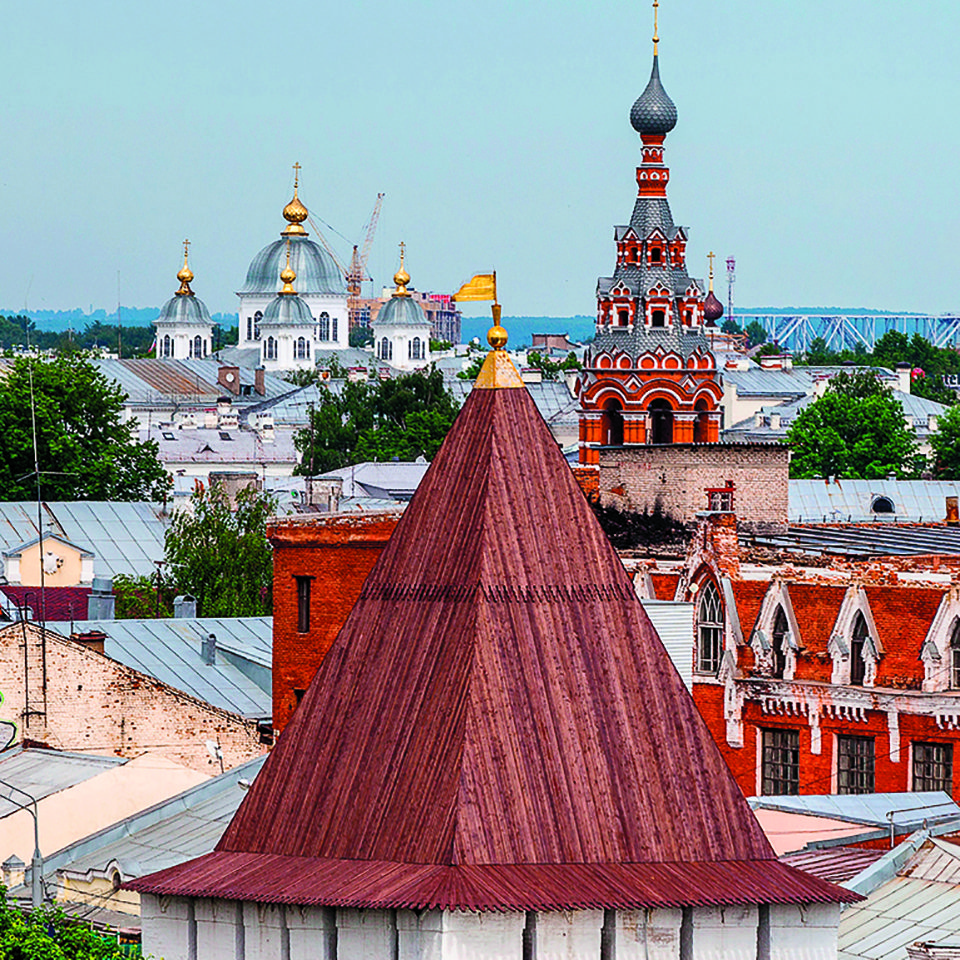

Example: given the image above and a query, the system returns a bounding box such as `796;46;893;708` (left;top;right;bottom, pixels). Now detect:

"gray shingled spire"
630;56;678;136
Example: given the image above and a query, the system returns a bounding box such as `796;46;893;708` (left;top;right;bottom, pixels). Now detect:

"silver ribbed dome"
239;236;346;296
630;55;677;136
375;296;429;327
261;293;314;326
154;293;213;327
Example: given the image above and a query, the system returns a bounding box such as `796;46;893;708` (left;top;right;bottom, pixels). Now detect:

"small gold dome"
281;163;309;237
393;241;411;297
280;241;297;294
176;239;194;296
487;324;508;349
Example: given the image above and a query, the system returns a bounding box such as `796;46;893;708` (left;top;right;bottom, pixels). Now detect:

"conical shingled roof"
131;354;855;911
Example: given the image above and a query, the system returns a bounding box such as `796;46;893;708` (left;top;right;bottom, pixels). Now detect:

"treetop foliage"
164;483;276;617
786;371;920;480
295;366;459;474
0;355;169;502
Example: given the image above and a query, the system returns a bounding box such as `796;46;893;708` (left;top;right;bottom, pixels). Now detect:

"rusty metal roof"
131;385;855;910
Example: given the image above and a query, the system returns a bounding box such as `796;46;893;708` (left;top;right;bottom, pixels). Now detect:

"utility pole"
0;777;43;908
726;256;736;325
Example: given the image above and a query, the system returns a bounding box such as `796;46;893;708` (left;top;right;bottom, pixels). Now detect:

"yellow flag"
453;272;497;302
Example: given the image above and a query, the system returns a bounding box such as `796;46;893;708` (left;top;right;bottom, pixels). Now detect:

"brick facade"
0;623;263;773
599;443;789;531
268;513;400;733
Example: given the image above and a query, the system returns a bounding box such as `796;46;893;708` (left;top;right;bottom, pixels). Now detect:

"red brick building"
645;512;960;801
267;512;398;733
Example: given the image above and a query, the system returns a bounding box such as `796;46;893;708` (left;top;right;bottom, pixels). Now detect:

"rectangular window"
296;576;311;634
761;728;800;795
838;735;875;795
914;742;953;793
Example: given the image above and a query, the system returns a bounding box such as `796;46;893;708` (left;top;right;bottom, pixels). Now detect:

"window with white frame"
319;312;331;341
761;727;800;795
838;735;875;795
951;620;960;689
913;742;953;793
697;582;724;674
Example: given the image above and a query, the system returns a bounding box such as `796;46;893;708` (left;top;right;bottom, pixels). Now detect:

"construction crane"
306;193;384;332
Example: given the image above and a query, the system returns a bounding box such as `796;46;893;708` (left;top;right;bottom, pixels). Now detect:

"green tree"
164;484;276;616
429;338;452;352
786;372;918;479
721;319;742;336
113;571;174;619
526;350;582;380
0;355;168;501
744;320;767;347
349;326;374;348
457;355;485;380
295;367;459;473
930;403;960;478
0;888;130;958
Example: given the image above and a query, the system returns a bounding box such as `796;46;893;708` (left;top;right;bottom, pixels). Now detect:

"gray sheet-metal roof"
49;618;273;718
722;366;815;398
0;747;124;818
143;425;299;466
790;480;960;524
0;501;169;580
749;792;960;831
749;523;960;558
40;755;266;882
840;840;960;960
318;460;430;500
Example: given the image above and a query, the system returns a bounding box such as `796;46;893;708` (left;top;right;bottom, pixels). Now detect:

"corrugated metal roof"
135;383;851;910
750;524;960;558
50;618;272;718
790;480;960;524
0;747;124;818
318;461;430;499
750;793;960;830
781;846;886;883
0;502;169;580
42;756;266;882
143;425;299;466
641;599;694;691
131;856;857;911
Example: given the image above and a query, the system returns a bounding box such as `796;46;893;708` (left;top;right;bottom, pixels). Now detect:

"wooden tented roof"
132;354;854;911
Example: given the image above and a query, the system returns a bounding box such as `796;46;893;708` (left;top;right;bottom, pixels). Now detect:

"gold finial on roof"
708;251;716;292
282;162;309;236
176;238;194;295
652;0;660;55
393;241;411;297
280;240;297;295
475;301;524;390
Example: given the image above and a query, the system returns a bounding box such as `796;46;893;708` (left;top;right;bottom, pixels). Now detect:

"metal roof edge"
35;755;266;880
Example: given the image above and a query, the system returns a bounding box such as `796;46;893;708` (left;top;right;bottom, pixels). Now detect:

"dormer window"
850;613;868;686
650;248;662;264
651;309;666;328
618;309;629;326
951;621;960;689
772;607;788;679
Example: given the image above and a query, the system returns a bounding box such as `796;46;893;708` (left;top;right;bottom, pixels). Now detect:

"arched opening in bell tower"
601;398;624;446
693;399;710;444
649;399;674;444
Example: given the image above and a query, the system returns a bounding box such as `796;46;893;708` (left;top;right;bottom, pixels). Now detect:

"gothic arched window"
254;311;262;341
950;620;960;689
296;337;307;360
319;312;331;341
191;335;202;359
851;613;868;686
772;606;788;679
265;336;277;361
162;335;171;358
697;582;724;675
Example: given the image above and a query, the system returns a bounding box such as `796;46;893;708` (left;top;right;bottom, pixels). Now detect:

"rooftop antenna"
726;255;736;325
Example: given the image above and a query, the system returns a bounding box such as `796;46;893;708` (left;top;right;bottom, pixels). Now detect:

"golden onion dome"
280;240;297;294
393;242;411;297
281;163;309;237
175;239;194;296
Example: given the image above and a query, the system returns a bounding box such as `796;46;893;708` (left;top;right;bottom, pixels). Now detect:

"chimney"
87;577;115;620
769;412;782;431
209;471;260;509
173;594;197;618
1;856;25;889
305;477;343;513
520;368;543;384
254;367;266;396
217;366;241;395
71;629;107;655
947;497;959;526
201;633;217;665
895;361;912;394
759;355;783;370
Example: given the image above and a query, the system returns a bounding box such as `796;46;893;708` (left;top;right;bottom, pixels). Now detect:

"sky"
1;0;958;321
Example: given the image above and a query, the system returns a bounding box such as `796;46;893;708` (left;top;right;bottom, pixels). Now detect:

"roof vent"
201;633;217;665
871;495;895;514
173;594;197;618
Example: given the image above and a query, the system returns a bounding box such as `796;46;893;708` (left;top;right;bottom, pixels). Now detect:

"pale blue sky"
1;0;957;319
